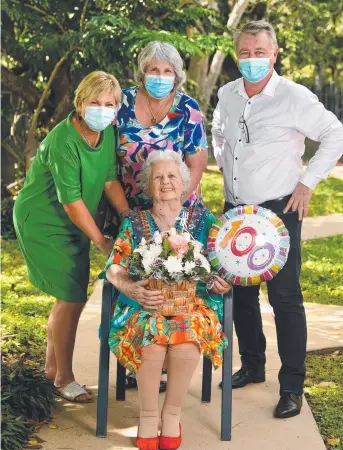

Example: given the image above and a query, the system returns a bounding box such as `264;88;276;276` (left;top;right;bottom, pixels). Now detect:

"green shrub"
1;413;34;450
1;360;55;422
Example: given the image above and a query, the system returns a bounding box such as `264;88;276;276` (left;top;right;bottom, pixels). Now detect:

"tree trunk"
188;54;210;109
24;55;68;170
50;64;73;125
203;0;251;107
188;0;251;113
1;67;44;109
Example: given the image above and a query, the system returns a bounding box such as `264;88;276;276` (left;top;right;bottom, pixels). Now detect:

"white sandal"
55;381;92;403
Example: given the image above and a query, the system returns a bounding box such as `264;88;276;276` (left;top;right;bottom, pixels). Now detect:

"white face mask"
84;106;116;131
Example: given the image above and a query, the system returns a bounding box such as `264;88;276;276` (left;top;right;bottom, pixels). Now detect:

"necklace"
78;117;100;148
146;94;172;125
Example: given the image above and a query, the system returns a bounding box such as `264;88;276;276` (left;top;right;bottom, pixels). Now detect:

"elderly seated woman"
105;150;231;450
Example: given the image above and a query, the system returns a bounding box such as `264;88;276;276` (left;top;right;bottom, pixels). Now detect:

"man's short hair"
235;20;278;49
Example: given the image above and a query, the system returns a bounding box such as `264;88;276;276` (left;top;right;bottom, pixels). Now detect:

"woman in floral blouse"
117;40;208;210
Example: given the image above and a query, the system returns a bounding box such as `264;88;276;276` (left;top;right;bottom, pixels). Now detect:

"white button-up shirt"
212;71;343;205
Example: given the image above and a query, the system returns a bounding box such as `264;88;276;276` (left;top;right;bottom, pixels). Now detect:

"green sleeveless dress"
13;111;117;302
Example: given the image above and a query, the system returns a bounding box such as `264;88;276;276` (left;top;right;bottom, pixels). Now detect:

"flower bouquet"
128;228;212;316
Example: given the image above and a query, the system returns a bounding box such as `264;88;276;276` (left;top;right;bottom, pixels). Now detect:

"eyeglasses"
239;115;250;143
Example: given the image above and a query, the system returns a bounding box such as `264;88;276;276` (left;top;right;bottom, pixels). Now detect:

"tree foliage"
1;0;342;178
1;0;232;173
268;0;343;86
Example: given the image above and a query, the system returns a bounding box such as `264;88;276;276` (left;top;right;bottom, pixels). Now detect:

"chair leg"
201;357;212;403
221;289;233;441
96;280;113;438
116;361;126;401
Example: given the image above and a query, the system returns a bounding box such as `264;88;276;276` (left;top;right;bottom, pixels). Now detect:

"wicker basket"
148;278;197;316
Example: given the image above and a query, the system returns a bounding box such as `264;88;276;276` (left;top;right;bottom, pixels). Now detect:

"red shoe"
136;435;159;450
159;424;182;450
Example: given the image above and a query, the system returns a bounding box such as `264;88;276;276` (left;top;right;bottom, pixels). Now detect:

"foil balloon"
208;205;290;286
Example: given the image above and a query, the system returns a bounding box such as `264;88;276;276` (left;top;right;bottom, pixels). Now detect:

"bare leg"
161;342;200;437
136;344;167;438
44;301;58;382
52;299;89;401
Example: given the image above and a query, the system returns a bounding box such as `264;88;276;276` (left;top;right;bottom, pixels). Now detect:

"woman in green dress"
13;71;129;403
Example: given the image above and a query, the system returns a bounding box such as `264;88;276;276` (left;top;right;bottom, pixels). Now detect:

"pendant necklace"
78;117;100;148
146;95;171;125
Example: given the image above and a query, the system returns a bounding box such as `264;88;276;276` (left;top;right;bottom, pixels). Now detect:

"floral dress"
102;206;228;374
117;87;207;209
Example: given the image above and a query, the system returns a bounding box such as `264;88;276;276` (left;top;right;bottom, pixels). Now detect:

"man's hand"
284;182;313;220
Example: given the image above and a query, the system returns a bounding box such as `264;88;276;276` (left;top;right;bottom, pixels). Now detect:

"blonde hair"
235;20;278;50
74;71;121;114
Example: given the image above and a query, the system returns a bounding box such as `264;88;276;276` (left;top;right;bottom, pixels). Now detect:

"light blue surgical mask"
239;58;271;83
145;75;175;99
84;106;116;131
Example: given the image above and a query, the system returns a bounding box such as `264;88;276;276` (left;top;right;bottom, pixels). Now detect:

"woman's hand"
211;276;232;294
128;279;164;311
97;236;114;255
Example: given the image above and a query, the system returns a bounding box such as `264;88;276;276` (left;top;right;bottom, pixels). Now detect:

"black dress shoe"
274;393;302;418
219;367;265;389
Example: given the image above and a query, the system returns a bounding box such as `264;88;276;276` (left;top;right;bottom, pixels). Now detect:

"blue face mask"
239;58;271;83
145;75;175;99
84;106;116;132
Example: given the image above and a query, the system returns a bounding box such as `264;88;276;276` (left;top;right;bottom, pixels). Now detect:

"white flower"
149;243;162;259
164;255;184;274
193;241;203;257
153;231;162;244
182;232;191;242
184;261;196;274
140;237;147;246
142;257;153;275
169;227;177;236
196;253;211;273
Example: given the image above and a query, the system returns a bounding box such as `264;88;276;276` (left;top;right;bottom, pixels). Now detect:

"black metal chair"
96;279;234;440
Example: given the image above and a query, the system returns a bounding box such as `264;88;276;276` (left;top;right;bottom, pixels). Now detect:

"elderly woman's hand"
211;276;232;294
128;279;165;311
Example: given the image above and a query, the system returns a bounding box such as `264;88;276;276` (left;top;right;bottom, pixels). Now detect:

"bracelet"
119;209;131;219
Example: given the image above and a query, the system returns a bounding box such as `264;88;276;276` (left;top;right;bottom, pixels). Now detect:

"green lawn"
1;239;106;362
305;349;343;450
202;167;343;217
301;236;343;306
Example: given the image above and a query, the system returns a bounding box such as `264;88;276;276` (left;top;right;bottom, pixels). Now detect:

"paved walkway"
38;214;343;450
302;214;343;240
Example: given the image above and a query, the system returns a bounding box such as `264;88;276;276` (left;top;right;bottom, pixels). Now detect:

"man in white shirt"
212;20;343;419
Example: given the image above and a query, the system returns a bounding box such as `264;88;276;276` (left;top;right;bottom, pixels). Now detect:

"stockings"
136;343;200;438
136;345;166;438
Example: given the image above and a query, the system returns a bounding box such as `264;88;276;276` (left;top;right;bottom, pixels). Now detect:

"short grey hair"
140;150;190;196
135;41;187;90
235;20;278;50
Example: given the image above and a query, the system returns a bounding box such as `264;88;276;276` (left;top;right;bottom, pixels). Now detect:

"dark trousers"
224;198;307;395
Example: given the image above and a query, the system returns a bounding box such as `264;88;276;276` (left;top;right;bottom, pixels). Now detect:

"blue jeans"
224;197;307;395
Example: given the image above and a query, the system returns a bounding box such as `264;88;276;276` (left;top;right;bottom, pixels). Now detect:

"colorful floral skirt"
109;298;228;374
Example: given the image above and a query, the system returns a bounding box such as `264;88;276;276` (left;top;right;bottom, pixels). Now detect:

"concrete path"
37;204;343;449
38;280;343;450
302;214;343;240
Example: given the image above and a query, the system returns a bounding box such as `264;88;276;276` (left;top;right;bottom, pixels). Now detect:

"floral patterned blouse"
102;206;224;322
116;87;207;209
